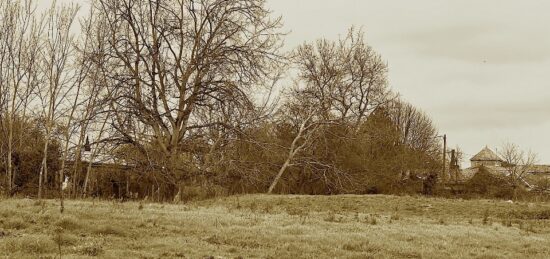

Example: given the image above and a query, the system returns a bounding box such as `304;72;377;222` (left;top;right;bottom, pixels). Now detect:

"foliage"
0;1;445;199
464;166;515;199
0;115;61;196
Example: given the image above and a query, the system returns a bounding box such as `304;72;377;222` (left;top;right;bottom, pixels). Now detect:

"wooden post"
450;149;458;183
442;134;447;181
125;173;130;198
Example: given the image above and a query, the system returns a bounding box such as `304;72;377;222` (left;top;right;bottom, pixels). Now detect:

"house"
470;146;503;167
460;146;550;191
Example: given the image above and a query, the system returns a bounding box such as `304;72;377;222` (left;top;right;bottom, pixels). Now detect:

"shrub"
464;167;515;199
0;115;61;197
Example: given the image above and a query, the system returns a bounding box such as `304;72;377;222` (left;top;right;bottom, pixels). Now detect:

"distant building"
460;146;550;191
470;146;502;167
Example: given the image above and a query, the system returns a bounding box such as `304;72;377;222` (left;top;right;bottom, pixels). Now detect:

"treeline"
0;0;441;200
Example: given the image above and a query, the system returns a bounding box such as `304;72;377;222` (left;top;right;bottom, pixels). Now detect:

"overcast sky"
41;0;550;166
265;0;550;166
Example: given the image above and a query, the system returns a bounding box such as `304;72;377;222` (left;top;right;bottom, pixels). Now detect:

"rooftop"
470;146;502;162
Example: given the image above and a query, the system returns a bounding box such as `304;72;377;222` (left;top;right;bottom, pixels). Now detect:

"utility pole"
450;149;459;183
442;134;447;181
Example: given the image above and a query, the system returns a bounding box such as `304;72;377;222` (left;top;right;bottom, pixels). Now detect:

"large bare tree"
92;0;283;180
385;99;440;180
293;28;393;127
268;28;393;193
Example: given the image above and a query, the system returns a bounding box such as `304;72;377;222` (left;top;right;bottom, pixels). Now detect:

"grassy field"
1;195;550;258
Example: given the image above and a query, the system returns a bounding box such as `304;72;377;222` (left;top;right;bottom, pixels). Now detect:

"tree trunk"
82;162;93;197
126;173;130;198
7;132;13;192
38;140;50;199
59;161;66;212
7;104;16;193
268;157;292;194
71;129;87;198
60;178;65;213
267;116;311;194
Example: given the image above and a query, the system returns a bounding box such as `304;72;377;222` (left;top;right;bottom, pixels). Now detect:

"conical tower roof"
470;146;502;161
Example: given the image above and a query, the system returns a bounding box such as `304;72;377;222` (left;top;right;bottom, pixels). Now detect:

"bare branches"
267;28;396;194
93;0;284;167
292;27;393;126
36;1;80;199
0;0;44;192
386;99;439;155
499;143;538;191
0;2;451;199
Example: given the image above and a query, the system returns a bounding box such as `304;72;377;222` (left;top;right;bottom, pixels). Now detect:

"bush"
464;167;515;199
0;115;61;197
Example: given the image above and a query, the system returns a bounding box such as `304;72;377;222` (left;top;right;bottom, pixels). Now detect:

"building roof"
470;147;502;162
528;165;550;174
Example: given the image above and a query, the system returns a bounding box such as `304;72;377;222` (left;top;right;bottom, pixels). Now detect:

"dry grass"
1;194;550;258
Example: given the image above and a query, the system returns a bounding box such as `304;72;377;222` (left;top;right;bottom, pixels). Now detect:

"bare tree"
36;2;80;199
62;7;116;199
55;6;106;209
293;27;393;127
0;0;43;193
384;99;441;180
268;28;393;194
92;0;283;182
387;99;439;154
499;142;537;199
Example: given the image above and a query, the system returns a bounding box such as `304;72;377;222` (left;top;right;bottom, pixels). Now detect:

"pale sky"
40;0;550;166
266;0;550;166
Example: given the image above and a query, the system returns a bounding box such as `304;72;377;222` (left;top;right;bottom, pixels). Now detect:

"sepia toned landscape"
0;0;549;258
1;195;550;258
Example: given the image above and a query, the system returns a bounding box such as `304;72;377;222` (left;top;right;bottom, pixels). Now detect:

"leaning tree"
267;28;395;194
